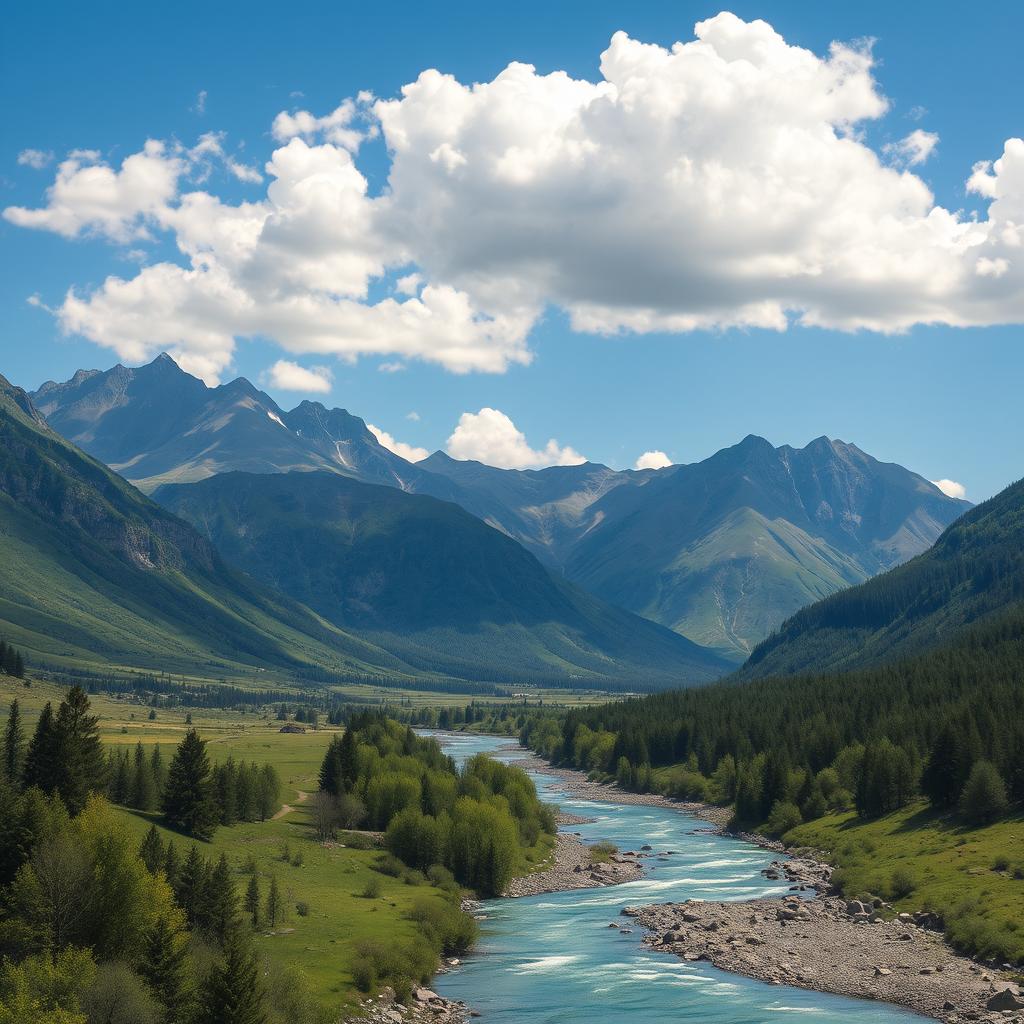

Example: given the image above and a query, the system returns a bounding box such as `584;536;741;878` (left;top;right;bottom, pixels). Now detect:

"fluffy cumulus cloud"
931;478;967;499
267;359;332;393
367;423;429;462
446;408;585;469
635;450;672;470
11;12;1024;381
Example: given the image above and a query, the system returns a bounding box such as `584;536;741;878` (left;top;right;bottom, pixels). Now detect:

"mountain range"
32;355;970;661
3;371;722;688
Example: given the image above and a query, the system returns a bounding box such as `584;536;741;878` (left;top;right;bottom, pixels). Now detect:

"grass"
786;800;1024;962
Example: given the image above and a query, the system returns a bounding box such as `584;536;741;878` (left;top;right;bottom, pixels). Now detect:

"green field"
787;801;1024;963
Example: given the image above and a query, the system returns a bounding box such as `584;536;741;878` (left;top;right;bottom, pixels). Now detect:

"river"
428;731;920;1024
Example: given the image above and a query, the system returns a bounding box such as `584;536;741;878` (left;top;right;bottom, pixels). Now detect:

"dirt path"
272;788;310;820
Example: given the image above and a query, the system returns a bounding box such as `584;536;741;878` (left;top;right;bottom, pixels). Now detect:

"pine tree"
130;741;157;810
140;915;190;1022
959;760;1009;825
256;764;279;821
176;845;211;930
22;701;59;794
52;686;105;814
140;825;165;874
264;874;282;929
163;729;219;839
339;728;357;792
112;749;131;804
214;758;238;826
196;929;267;1024
235;762;255;822
3;700;25;785
163;839;181;891
206;853;239;946
150;744;166;793
244;874;261;930
319;736;342;796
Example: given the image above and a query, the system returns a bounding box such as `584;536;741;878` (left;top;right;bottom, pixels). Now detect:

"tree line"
523;604;1024;835
0;639;25;679
315;713;555;896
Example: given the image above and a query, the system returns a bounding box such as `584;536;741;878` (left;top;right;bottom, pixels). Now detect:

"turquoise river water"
428;731;920;1024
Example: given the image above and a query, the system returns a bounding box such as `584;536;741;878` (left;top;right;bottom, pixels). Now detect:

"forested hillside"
741;477;1024;677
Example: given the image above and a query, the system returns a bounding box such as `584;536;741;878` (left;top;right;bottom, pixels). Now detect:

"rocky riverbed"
357;984;474;1023
629;896;1024;1023
503;830;645;897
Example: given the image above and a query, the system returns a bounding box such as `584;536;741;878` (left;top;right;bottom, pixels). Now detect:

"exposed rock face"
356;983;473;1023
631;897;1015;1024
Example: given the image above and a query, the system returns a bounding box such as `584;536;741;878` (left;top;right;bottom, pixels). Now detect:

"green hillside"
157;470;731;689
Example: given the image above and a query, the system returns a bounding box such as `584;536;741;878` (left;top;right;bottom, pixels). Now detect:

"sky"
2;1;1023;500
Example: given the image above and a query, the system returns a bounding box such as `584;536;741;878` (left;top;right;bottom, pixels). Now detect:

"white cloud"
271;99;371;151
446;408;585;469
225;157;262;184
367;423;429;462
17;149;53;169
4;141;184;241
266;359;332;393
406;410;420;421
886;128;939;167
194;90;207;115
931;478;966;499
11;13;1024;379
635;450;672;470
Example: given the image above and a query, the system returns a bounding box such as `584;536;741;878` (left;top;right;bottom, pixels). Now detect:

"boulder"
987;989;1024;1012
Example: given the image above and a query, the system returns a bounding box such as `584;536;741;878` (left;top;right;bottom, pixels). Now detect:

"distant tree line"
0;638;25;679
315;713;554;896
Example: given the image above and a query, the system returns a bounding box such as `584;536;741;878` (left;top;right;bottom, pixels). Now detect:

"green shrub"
889;867;917;899
765;800;802;837
360;877;383;899
589;841;618;864
374;853;405;878
295;901;309;917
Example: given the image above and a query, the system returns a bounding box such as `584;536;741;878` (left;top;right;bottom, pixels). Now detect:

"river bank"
512;741;1022;1022
629;896;1023;1023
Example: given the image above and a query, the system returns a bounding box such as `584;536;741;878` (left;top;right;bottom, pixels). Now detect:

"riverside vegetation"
0;678;554;1021
519;479;1024;966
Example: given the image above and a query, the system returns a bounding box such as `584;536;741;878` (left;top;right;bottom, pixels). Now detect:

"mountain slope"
563;435;969;660
0;373;413;679
156;470;732;688
739;475;1024;678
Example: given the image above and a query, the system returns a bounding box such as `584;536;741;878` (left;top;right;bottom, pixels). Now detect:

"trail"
272;787;310;820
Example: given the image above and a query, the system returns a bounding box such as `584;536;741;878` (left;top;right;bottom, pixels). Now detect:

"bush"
295;901;309;917
958;761;1009;826
426;864;456;890
589;841;618;864
889;867;917;899
340;831;376;850
765;800;803;837
408;896;478;955
993;855;1011;872
360;877;383;899
374;853;405;878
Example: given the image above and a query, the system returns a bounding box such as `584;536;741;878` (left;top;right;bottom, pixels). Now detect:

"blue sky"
2;1;1022;498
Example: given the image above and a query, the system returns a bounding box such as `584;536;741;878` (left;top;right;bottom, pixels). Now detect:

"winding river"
429;731;920;1024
